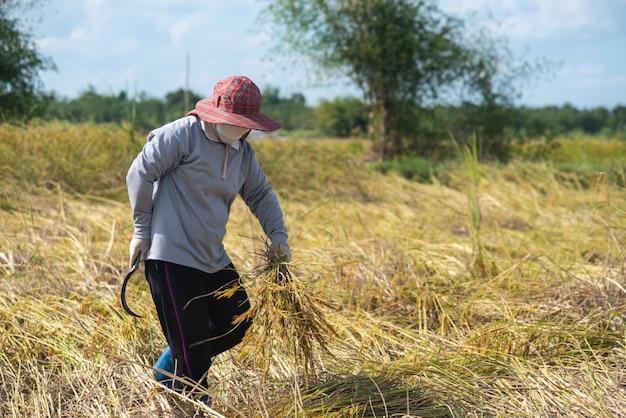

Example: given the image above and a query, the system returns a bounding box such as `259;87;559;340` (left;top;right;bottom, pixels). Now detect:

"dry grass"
235;242;338;387
1;123;626;417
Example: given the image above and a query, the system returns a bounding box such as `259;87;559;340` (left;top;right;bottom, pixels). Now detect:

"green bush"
371;156;432;182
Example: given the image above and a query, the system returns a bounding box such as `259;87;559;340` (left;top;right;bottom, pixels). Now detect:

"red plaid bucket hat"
187;75;281;131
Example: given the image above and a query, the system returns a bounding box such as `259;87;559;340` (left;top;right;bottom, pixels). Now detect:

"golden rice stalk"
235;238;337;385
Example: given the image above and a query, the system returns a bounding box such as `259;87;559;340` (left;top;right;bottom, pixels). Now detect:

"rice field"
1;122;625;417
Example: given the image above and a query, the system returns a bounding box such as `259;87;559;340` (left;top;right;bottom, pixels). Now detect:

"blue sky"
26;0;626;109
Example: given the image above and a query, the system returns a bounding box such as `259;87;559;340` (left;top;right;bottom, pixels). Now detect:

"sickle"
120;254;143;318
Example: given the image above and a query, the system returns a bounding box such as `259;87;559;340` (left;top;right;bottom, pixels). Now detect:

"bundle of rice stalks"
297;373;449;418
235;239;338;385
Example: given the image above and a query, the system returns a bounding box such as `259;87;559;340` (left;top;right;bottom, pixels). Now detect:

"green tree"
315;96;368;137
260;86;314;131
261;0;539;160
0;0;55;120
610;106;626;138
49;86;125;123
165;88;203;120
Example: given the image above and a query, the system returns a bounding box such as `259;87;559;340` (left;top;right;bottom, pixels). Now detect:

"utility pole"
184;53;190;112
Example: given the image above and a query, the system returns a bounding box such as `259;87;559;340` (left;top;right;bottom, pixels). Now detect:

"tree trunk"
369;97;392;160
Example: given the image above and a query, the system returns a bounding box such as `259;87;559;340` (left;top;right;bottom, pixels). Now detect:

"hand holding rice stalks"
235;238;337;385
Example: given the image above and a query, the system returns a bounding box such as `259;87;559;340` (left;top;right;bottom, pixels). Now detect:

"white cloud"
571;73;626;88
168;15;204;47
440;0;623;40
575;63;605;77
37;36;70;51
116;37;141;55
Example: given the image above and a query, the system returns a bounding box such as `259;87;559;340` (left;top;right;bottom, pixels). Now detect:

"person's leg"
204;264;252;357
153;345;173;387
145;261;252;391
145;260;213;391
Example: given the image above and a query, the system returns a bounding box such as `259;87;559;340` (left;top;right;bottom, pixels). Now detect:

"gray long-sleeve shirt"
126;115;288;273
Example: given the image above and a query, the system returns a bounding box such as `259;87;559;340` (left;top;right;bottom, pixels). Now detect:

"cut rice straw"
235;237;338;386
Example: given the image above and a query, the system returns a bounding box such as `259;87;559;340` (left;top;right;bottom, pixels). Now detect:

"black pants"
145;260;252;390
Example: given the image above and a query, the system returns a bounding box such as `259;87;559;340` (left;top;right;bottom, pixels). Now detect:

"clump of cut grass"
297;372;449;418
236;238;338;386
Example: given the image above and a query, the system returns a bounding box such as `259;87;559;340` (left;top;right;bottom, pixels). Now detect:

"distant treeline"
37;86;626;141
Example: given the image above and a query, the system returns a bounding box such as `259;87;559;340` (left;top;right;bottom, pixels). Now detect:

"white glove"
129;238;150;267
268;243;292;263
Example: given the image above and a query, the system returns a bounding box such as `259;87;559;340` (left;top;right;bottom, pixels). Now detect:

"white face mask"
215;124;250;145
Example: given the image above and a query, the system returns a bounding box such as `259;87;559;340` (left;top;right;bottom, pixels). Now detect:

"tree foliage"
315;97;368;138
261;86;314;131
261;0;542;160
26;87;626;143
39;85;315;134
0;0;55;120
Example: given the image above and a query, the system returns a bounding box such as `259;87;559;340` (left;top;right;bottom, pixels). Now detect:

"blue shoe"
153;346;173;387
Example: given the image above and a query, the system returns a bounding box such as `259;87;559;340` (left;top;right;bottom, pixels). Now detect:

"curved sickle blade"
121;254;143;318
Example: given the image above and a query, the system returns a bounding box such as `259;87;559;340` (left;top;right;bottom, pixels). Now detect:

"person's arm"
126;126;189;243
239;146;290;259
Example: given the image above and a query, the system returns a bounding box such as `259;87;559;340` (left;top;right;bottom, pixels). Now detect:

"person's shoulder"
243;138;261;153
150;116;198;137
240;140;259;160
147;116;200;144
166;115;199;130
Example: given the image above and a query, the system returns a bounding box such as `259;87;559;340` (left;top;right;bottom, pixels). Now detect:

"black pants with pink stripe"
145;260;252;391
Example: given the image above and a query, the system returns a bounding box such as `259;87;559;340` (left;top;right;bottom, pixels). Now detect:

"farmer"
126;75;291;393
